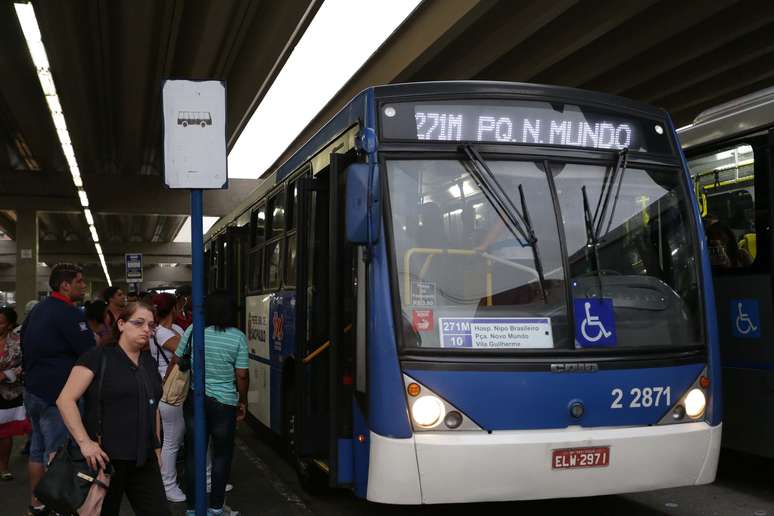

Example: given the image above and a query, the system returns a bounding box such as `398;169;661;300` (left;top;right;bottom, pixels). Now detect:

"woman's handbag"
34;353;113;515
161;332;192;406
36;444;113;516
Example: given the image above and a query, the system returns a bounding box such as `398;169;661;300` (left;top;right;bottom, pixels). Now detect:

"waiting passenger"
174;285;193;330
56;302;169;516
21;263;94;516
175;291;248;516
102;286;127;328
0;307;30;481
150;293;187;503
85;300;111;345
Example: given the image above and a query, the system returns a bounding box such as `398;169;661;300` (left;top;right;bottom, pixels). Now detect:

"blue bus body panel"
367;90;412;439
351;399;369;498
275;91;367;182
406;364;704;430
668;114;722;426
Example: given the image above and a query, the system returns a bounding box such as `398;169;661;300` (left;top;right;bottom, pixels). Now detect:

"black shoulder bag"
152;334;170;367
34;352;114;514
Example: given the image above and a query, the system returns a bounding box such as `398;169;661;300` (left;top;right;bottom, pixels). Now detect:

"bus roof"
678;86;774;151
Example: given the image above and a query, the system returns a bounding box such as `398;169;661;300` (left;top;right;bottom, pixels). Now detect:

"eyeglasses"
126;319;158;331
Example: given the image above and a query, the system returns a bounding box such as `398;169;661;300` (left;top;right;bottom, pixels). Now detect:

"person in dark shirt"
21;263;94;515
174;285;192;330
102;286;127;329
57;301;168;516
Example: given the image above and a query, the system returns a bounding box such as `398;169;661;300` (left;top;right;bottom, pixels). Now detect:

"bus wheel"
182;121;188;127
201;121;207;128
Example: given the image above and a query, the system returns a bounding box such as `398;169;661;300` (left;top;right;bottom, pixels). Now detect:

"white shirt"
151;324;184;378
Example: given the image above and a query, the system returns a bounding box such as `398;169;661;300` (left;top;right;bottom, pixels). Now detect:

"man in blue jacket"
21;263;95;515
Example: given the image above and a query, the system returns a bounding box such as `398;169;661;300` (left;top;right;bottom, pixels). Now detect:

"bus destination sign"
380;100;671;154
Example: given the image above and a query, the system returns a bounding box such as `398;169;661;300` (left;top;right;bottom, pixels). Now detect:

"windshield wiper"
460;144;548;302
582;147;629;288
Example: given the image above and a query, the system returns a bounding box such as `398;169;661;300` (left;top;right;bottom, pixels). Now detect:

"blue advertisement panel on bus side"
269;291;296;434
406;363;705;430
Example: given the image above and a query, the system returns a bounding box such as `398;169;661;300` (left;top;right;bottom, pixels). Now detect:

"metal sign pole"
162;79;226;515
191;189;207;516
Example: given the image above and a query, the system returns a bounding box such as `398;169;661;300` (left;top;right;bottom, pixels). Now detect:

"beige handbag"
161;333;191;406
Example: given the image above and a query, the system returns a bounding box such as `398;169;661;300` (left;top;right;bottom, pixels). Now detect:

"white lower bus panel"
367;422;721;504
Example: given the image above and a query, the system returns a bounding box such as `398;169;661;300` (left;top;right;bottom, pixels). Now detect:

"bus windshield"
386;159;703;352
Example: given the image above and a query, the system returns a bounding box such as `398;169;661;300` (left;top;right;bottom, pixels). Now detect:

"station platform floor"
3;422;774;515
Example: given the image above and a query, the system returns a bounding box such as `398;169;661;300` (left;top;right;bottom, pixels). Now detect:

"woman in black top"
57;302;169;516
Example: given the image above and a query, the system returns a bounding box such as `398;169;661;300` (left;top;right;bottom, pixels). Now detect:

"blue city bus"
680;87;774;458
206;81;721;504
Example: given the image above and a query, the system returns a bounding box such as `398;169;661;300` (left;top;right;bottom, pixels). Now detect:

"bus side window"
265;239;282;289
688;143;758;269
251;203;266;248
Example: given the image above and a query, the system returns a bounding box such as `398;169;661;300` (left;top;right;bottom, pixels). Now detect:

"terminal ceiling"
272;0;774;175
1;0;773;286
0;0;321;286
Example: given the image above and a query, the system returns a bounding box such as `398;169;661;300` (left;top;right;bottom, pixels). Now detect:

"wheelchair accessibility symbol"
574;298;616;348
731;299;760;338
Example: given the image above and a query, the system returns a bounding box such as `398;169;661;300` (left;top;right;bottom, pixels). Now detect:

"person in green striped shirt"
175;291;248;516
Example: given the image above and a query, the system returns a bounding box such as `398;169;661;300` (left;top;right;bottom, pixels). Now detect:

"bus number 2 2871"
610;386;671;409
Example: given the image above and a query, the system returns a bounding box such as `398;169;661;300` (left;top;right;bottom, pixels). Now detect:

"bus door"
294;152;358;486
227;225;250;330
293;167;332;477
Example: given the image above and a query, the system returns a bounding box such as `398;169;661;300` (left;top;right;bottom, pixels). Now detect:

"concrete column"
15;208;38;311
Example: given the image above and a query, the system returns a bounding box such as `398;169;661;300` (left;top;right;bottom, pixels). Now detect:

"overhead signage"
162;80;227;189
439;317;554;349
380;100;672;154
125;253;143;283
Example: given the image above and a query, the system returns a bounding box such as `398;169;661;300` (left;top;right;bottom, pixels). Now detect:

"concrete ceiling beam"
0;171;258;217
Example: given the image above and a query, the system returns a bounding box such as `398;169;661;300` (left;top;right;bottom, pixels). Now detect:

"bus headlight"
684;389;706;418
411;395;445;428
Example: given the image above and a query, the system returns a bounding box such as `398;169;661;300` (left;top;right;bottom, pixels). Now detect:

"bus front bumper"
366;422;721;504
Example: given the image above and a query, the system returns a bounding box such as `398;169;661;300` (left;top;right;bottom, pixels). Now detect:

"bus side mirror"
345;163;380;245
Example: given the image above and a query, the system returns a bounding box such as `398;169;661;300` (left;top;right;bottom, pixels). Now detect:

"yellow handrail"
302;323;353;364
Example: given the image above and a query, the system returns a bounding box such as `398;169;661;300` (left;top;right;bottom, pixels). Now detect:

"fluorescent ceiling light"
45;94;61;114
14;4;41;41
38;70;56;96
173;216;220;243
52;112;66;131
57;129;70;145
94;242;102;255
62;142;74;158
84;208;94;226
15;2;110;284
28;40;49;69
448;181;478;199
227;0;421;179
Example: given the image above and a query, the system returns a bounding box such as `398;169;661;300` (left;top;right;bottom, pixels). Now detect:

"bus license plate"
552;446;610;469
